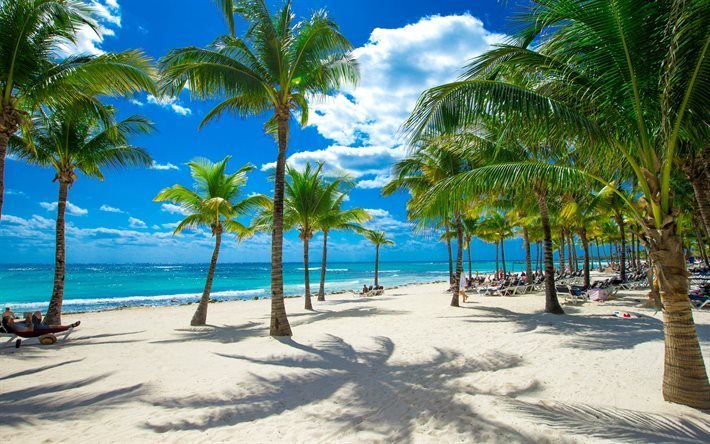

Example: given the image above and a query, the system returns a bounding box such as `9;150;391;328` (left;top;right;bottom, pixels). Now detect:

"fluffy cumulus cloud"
60;1;122;56
271;14;504;189
160;203;191;216
128;217;148;229
39;201;89;216
100;204;124;214
261;145;405;181
146;95;192;116
150;161;180;171
364;208;412;234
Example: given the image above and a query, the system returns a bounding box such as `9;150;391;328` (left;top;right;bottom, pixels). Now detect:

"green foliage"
159;0;359;130
155;156;267;237
10;103;154;180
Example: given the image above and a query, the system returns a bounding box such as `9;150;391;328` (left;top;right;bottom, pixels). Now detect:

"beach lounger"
556;284;586;304
1;319;80;348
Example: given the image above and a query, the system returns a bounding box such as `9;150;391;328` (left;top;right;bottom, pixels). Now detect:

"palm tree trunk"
303;235;313;310
595;239;603;270
269;111;293;336
445;220;453;285
614;212;627;281
494;240;499;278
318;230;328;302
44;179;70;325
694;228;709;268
500;237;507;276
687;163;710;238
374;245;380;287
565;231;577;273
558;229;566;274
0;135;6;222
631;228;637;272
536;191;564;314
0;102;22;222
536;241;542;274
647;222;710;409
451;217;463;307
579;228;590;288
191;228;221;326
523;227;533;284
467;237;472;280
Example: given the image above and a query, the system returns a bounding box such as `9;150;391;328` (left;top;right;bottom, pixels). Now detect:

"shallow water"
0;260;525;312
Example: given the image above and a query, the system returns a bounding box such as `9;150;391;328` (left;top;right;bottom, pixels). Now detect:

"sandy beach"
2;281;709;443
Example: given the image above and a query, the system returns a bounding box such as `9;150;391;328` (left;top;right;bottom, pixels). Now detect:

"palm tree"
561;193;605;288
364;230;395;288
479;212;514;276
383;138;473;293
404;0;710;407
316;193;369;302
10;104;154;325
155;157;266;326
0;0;157;221
159;0;358;336
283;163;343;310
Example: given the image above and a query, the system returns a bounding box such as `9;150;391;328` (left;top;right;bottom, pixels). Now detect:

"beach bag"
589;289;608;302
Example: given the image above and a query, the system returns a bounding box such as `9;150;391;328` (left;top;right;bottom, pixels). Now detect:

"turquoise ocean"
0;261;527;313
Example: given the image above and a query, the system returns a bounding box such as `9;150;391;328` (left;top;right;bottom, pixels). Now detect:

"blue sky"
1;0;530;264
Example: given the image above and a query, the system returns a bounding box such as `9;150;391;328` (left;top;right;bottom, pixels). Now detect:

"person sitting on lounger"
1;310;79;335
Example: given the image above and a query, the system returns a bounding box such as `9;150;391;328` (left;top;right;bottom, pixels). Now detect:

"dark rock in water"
171;299;178;303
254;296;259;300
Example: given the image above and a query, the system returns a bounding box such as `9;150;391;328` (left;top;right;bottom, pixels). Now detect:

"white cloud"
129;98;144;107
270;14;504;190
100;204;124;214
147;95;192;116
6;189;27;197
161;222;181;230
356;175;393;189
60;1;122;56
128;217;147;229
261;145;406;180
308;14;504;147
150;161;180;171
160;203;191;216
0;214;56;242
40;201;89;216
364;208;412;233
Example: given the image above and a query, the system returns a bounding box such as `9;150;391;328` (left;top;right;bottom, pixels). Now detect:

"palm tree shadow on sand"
507;399;710;443
144;335;539;441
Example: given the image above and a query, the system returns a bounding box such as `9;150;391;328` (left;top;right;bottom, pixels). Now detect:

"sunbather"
1;311;80;336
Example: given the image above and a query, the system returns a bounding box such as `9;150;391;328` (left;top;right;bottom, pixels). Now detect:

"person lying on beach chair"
2;310;80;347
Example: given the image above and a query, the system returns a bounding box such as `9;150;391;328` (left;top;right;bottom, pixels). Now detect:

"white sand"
2;282;710;443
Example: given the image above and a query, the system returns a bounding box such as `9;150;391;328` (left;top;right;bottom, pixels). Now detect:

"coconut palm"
0;0;157;221
364;230;395;288
383;138;474;294
316;193;369;302
155;157;266;326
561;193;606;288
405;0;710;407
10;104;154;325
159;0;358;336
283;163;344;310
